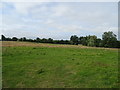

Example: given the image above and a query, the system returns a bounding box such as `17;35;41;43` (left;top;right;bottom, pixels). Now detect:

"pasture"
2;41;119;88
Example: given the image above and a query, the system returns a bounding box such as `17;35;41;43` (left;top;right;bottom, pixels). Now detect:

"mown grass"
2;42;119;88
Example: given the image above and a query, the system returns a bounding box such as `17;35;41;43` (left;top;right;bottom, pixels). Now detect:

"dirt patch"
93;61;110;67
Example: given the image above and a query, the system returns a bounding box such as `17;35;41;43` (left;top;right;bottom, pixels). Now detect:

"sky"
0;1;118;40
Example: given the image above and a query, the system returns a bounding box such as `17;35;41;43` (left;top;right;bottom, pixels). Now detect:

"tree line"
1;31;120;48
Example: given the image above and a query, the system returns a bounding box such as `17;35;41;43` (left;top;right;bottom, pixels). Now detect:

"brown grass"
1;41;118;50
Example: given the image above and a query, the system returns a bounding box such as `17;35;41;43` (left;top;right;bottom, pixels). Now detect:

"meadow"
2;41;119;88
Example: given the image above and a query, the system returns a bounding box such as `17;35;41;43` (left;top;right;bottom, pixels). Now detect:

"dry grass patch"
1;41;118;50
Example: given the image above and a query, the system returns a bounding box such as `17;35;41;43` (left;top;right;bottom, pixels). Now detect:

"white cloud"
2;0;119;2
45;20;83;32
13;3;43;15
1;2;118;39
52;5;70;17
0;2;4;9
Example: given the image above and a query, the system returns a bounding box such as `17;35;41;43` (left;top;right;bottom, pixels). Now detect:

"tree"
19;37;27;41
36;37;41;43
116;41;120;48
102;31;117;48
87;35;97;47
41;38;47;43
1;35;6;41
47;38;53;43
19;38;23;41
79;36;87;46
95;38;101;47
12;37;18;41
63;40;70;44
70;35;79;45
22;37;27;41
6;37;12;41
27;39;34;42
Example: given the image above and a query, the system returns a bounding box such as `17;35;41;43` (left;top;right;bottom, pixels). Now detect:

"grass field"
2;41;119;88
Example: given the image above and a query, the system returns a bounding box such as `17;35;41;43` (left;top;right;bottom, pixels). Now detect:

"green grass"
2;45;119;88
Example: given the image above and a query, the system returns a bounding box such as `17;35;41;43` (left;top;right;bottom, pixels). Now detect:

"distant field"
2;41;119;88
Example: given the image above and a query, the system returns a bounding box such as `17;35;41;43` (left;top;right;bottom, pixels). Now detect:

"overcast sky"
0;1;118;40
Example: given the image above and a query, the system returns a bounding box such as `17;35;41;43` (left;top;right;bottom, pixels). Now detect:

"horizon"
1;2;118;40
1;31;119;41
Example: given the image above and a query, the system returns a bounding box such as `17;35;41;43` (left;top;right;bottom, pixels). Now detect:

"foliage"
1;31;119;48
12;37;18;41
79;36;87;45
70;35;79;45
102;31;117;48
87;35;97;47
1;35;6;41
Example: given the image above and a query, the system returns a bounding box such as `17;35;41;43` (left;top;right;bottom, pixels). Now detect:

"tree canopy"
1;31;119;48
102;31;117;48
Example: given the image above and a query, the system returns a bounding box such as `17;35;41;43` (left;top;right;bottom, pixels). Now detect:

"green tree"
70;35;79;45
36;37;41;43
95;38;101;47
79;36;87;46
102;31;117;48
12;37;18;41
19;37;27;41
47;38;53;43
41;38;47;43
1;35;6;41
87;35;97;47
117;41;120;48
23;37;27;41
